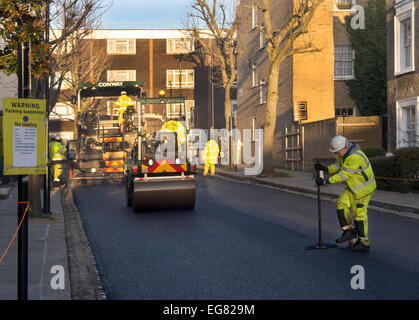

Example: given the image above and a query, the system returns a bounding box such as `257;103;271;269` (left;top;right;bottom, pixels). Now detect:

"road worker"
115;91;135;132
50;135;67;185
315;135;376;252
160;120;186;152
203;139;219;176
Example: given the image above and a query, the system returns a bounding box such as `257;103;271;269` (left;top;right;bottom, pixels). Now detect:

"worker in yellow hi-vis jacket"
115;91;135;131
50;135;67;185
203;139;219;176
315;135;376;252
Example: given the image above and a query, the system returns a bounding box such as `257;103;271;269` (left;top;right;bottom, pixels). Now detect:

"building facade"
50;29;227;141
236;0;366;167
387;0;419;150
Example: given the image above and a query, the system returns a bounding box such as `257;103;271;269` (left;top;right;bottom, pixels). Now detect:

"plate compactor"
125;95;196;211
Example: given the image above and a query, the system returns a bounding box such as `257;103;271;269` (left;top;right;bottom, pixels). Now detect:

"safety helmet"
329;135;348;153
121;91;127;95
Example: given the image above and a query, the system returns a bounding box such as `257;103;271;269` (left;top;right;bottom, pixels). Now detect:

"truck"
68;81;142;182
125;93;196;211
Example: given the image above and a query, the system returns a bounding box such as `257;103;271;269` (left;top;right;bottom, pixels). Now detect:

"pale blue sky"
100;0;192;29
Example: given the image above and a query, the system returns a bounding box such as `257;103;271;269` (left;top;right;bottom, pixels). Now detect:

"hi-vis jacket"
161;120;186;148
50;141;66;161
327;142;376;199
204;140;219;165
115;94;134;114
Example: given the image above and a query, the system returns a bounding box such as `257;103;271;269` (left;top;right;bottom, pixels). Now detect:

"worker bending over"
315;135;376;252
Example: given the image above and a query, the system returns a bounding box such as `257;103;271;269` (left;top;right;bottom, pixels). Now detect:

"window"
404;106;417;146
50;103;75;120
252;117;258;142
396;97;419;148
402;17;412;69
107;39;136;54
334;44;354;79
107;70;136;81
335;107;355;117
251;63;257;87
334;0;355;11
259;80;266;104
394;1;415;75
166;100;195;121
166;69;194;89
166;39;194;54
259;25;265;49
251;6;257;29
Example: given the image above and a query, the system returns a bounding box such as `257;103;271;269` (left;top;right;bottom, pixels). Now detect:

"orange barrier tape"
376;176;419;182
0;202;30;264
290;161;419;182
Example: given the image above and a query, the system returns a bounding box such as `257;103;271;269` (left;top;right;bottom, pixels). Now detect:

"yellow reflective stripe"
351;176;376;192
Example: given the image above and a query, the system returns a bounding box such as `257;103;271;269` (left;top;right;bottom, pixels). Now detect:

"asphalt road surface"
72;176;419;299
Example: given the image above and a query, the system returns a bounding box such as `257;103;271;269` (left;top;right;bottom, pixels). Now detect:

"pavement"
0;181;71;300
209;165;419;219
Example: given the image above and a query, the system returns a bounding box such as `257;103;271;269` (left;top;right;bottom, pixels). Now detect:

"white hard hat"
121;91;127;95
329;135;348;152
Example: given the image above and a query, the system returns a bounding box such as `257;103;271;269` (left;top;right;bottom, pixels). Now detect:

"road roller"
125;92;196;211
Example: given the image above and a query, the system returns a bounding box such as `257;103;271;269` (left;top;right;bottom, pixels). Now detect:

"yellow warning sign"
2;98;47;175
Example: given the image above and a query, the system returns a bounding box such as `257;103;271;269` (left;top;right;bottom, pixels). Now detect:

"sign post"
2;96;47;300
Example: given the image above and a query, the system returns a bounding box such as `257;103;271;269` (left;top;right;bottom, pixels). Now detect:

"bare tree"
187;0;238;133
51;35;109;137
246;0;325;174
34;0;110;215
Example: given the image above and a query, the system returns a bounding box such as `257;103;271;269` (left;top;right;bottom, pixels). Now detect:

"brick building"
49;29;228;141
387;0;419;150
236;0;367;167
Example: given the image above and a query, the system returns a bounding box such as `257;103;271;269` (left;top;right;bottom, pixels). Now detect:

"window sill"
107;52;136;55
334;76;355;81
394;67;415;76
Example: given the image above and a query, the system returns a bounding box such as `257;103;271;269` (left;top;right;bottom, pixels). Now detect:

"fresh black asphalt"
72;176;419;299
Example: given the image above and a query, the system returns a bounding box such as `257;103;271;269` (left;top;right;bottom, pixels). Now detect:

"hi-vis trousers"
336;188;373;245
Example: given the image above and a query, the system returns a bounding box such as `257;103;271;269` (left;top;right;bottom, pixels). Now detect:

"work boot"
348;240;370;252
336;229;357;243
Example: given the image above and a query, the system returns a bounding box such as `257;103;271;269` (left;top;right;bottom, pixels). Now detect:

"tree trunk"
263;59;281;175
224;84;233;166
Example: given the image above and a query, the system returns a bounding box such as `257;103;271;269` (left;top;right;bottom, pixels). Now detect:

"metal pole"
44;0;51;214
17;40;30;299
17;176;28;300
316;161;323;247
306;160;337;250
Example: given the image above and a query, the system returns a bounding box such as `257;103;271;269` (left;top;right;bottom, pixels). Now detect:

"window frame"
333;0;356;12
334;43;355;80
106;69;136;82
396;97;419;148
259;79;266;105
166;38;194;54
251;5;257;30
107;39;136;55
166;69;195;89
49;102;75;120
394;0;415;76
251;63;257;87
